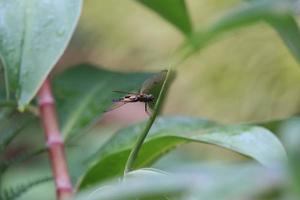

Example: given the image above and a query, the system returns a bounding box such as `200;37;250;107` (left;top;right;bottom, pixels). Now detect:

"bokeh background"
3;0;300;199
59;0;300;123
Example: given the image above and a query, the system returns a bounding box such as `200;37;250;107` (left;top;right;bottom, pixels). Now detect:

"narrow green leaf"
0;0;82;109
137;0;192;36
267;16;300;63
52;64;156;139
78;116;286;189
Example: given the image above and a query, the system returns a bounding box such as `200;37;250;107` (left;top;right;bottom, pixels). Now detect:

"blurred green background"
59;0;300;123
3;0;300;199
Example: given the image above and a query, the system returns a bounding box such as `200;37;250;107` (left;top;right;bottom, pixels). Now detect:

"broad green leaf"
187;0;300;63
75;164;282;200
0;0;82;110
1;176;52;200
137;0;192;36
78;116;286;189
52;64;156;139
0;110;34;154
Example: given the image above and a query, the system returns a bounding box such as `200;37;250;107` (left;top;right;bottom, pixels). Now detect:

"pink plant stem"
37;78;73;200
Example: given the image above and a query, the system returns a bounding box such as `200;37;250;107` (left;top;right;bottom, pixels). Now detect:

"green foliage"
0;0;82;110
0;111;34;153
52;64;155;139
0;148;45;177
137;0;192;36
1;0;300;199
186;0;300;63
0;176;52;200
78;116;286;189
75;164;282;200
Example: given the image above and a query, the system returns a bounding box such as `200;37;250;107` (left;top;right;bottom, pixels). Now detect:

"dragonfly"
111;91;155;114
108;70;167;115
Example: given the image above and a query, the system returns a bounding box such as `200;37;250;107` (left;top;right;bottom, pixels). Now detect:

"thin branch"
124;67;172;174
37;78;73;200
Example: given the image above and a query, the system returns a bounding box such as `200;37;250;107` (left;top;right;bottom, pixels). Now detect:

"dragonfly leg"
145;102;151;116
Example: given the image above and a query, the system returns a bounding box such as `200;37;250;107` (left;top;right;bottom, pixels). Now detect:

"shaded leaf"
0;110;34;153
137;0;192;35
78;116;286;189
52;64;157;139
0;147;46;176
0;176;52;200
0;0;82;109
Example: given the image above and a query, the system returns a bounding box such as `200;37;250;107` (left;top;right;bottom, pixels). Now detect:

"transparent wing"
105;102;128;112
112;90;139;95
140;70;168;94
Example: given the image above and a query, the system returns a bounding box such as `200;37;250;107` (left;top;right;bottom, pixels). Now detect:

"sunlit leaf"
0;0;82;110
137;0;192;36
75;164;282;200
78;116;286;189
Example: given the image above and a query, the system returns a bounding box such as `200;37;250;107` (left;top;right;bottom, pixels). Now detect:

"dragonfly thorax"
137;93;154;102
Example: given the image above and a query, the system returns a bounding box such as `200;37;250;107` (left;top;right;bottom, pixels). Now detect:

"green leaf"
0;147;46;176
187;0;300;63
267;16;300;63
78;116;286;189
52;64;156;139
1;176;52;200
0;110;34;153
0;0;82;110
137;0;192;36
75;164;282;200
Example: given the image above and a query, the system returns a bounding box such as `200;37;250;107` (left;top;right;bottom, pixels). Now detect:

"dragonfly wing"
140;70;168;94
112;90;139;95
105;102;128;112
